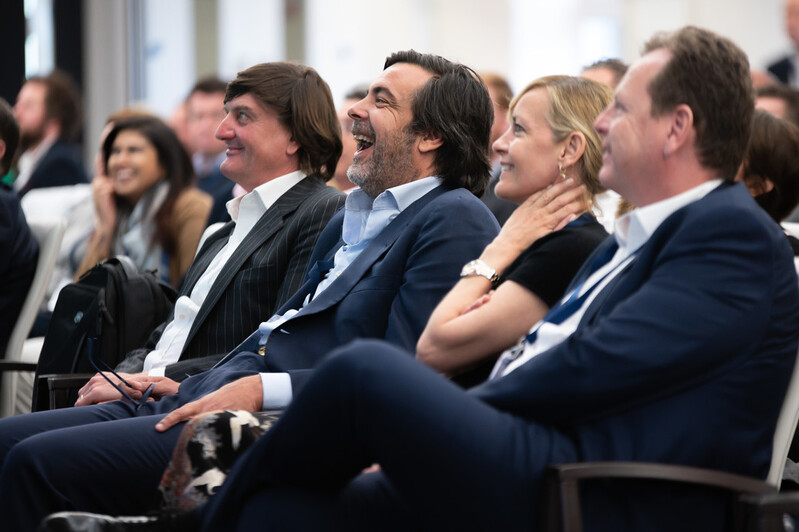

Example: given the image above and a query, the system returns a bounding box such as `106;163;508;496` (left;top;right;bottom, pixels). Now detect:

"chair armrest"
0;360;38;373
738;491;799;532
34;373;94;412
544;462;776;532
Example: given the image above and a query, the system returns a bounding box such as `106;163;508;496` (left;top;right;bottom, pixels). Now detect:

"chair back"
0;217;66;417
767;344;799;487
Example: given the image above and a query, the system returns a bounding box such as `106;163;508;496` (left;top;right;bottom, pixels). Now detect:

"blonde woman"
417;76;612;383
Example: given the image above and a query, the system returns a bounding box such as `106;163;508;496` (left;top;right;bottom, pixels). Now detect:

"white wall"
217;0;285;81
81;0;796;154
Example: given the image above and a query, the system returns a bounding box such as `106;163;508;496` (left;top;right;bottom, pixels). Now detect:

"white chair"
0;217;67;418
768;344;799;487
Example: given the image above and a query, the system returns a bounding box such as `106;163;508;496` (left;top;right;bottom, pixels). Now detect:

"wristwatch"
460;259;499;284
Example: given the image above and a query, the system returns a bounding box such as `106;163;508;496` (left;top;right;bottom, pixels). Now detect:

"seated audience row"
0;25;794;532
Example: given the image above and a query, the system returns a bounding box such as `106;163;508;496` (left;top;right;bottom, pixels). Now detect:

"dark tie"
490;240;622;379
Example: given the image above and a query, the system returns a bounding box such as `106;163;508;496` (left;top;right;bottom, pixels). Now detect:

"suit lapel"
183;177;323;351
296;185;448;315
181;224;234;295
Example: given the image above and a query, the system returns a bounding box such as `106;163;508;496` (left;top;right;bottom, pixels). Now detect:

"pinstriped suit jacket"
114;175;345;380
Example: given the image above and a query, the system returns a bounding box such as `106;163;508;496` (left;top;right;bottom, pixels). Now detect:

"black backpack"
33;256;178;407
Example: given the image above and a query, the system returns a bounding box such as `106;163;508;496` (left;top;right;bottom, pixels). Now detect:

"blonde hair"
510;76;612;199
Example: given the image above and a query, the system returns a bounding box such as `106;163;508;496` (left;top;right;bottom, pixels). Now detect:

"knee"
325;339;411;375
1;437;42;484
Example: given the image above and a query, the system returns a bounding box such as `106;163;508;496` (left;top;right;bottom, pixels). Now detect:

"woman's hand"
92;171;117;233
480;178;589;274
460;290;494;315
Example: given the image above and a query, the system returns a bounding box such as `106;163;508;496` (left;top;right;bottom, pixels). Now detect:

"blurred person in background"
756;83;799;126
185;77;234;225
75;116;211;288
329;85;368;193
479;72;518;226
10;70;87;195
768;0;799;87
580;58;629;231
580;58;628;89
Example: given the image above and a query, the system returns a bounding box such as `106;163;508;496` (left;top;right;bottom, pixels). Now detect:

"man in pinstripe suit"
0;51;500;530
74;62;346;406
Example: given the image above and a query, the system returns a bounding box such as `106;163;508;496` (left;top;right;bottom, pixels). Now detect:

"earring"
558;163;566;180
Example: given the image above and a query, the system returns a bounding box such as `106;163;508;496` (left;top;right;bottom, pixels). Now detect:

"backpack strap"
105;255;138;280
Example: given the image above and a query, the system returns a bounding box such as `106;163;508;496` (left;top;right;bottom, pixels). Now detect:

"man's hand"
76;371;138;406
155;375;263;432
75;372;180;406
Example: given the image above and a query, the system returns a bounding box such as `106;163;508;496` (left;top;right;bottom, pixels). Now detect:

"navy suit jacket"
0;185;38;355
175;185;500;400
18;141;88;197
470;182;799;525
115;176;345;380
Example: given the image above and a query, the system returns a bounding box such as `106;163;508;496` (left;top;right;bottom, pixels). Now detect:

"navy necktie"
490;239;623;379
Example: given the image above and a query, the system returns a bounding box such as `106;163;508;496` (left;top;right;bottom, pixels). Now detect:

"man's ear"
558;132;585;169
0;139;5;165
663;104;693;156
418;131;443;154
286;137;300;157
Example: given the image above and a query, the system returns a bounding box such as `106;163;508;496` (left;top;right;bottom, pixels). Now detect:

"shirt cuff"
148;366;166;377
260;372;293;410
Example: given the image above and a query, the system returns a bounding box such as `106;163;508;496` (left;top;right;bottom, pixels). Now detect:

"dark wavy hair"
102;115;195;256
384;50;493;196
741;110;799;222
225;62;342;181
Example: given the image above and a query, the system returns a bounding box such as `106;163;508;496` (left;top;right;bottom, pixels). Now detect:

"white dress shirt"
143;170;307;375
494;179;723;378
258;176;443;409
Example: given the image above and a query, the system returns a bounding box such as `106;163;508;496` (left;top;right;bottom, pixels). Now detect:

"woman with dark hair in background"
76;116;211;287
736;109;799;255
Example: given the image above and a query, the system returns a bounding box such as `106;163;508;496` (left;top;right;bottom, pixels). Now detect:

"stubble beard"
347;128;417;198
19;124;46;153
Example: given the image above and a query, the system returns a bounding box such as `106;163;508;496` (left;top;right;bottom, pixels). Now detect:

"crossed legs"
198;339;575;531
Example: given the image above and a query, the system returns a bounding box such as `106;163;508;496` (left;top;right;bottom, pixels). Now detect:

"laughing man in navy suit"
0;51;499;530
57;26;799;532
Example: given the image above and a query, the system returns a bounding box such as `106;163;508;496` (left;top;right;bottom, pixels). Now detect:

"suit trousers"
0;398;185;531
198;339;578;532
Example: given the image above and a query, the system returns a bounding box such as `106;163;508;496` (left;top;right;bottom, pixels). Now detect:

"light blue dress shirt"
258;176;443;409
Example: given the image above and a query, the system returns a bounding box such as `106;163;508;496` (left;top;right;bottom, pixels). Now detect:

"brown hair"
740;110;799;222
225;62;342;181
481;73;513;111
643;26;754;181
582;58;628;88
26;69;83;141
511;76;612;200
756;84;799;128
188;76;228;99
